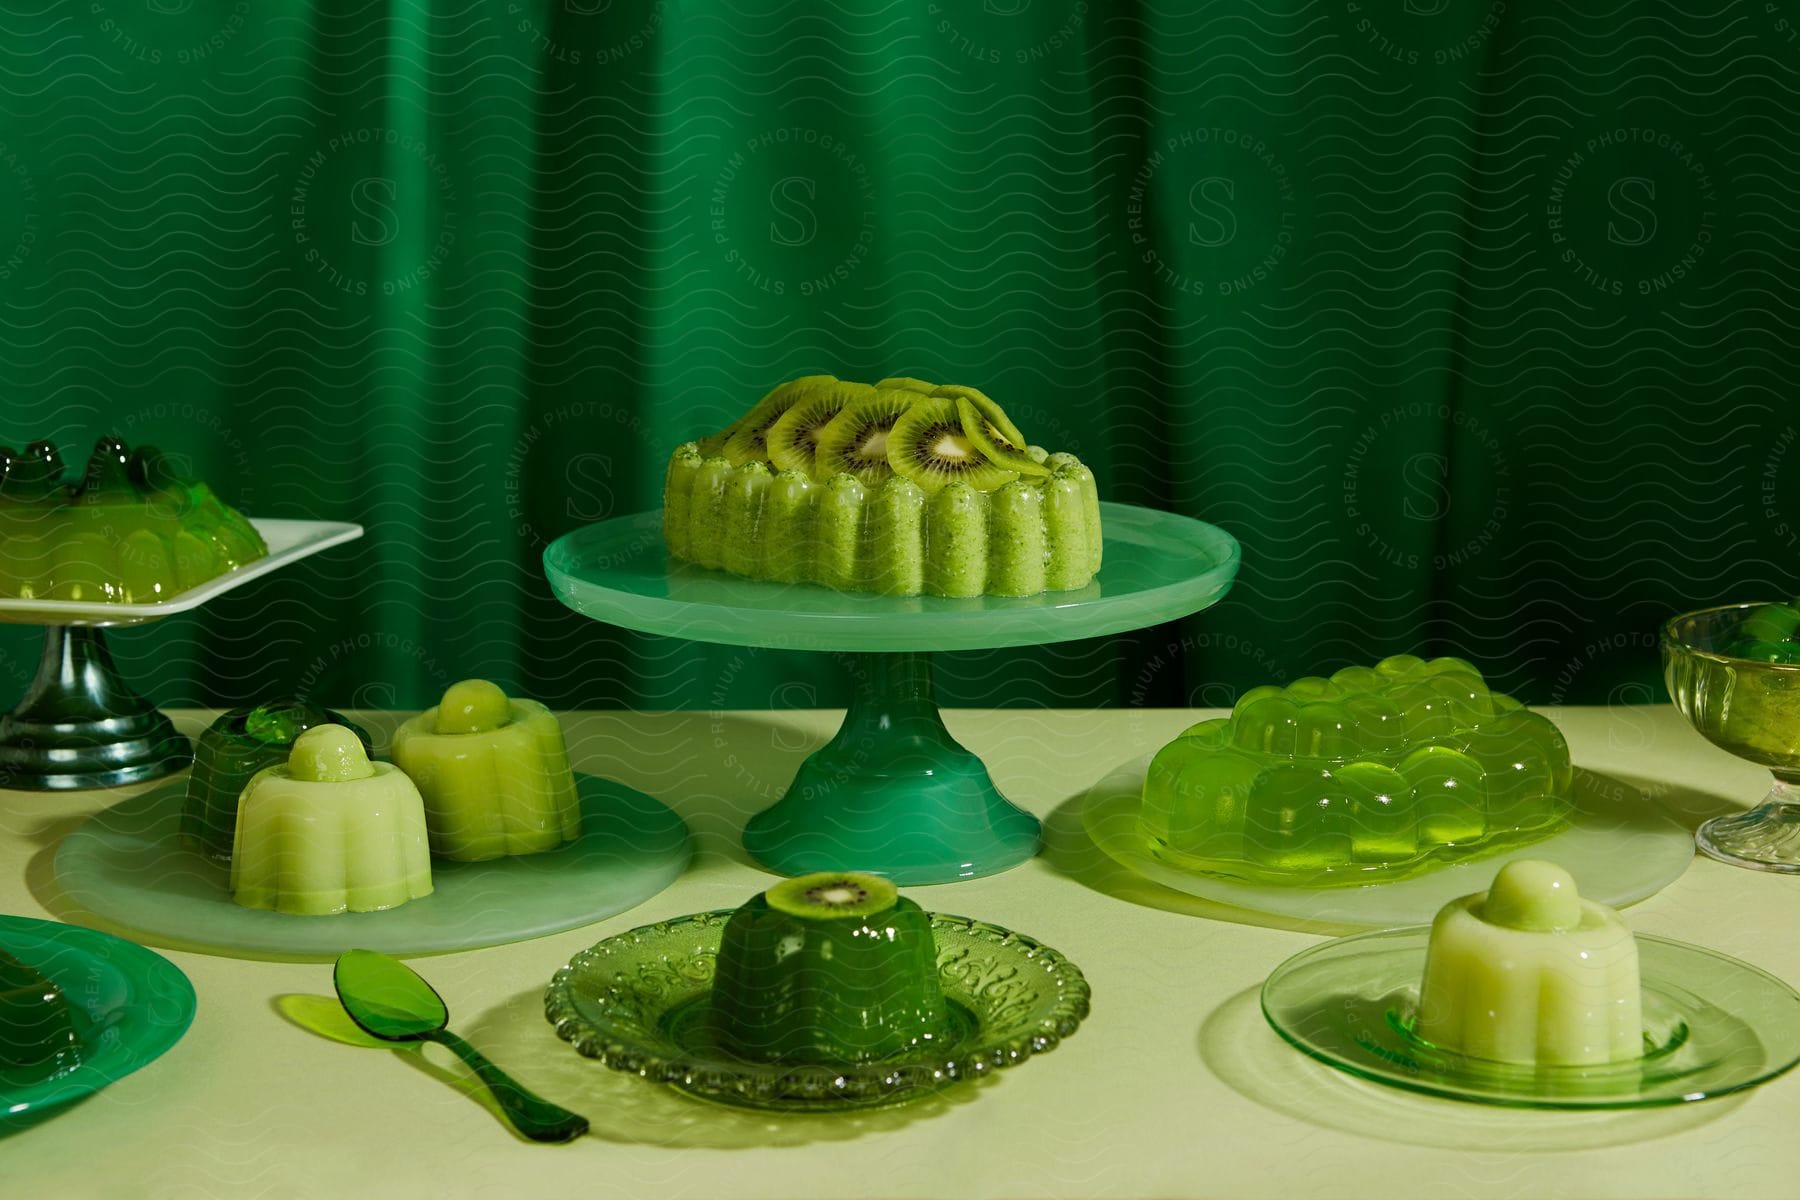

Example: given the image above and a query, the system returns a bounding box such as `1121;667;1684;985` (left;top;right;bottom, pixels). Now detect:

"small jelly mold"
1139;655;1574;884
389;680;582;861
230;725;433;916
180;699;374;864
662;443;1103;598
0;436;267;604
1416;860;1642;1066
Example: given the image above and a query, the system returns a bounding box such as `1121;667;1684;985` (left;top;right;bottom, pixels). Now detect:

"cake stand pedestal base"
0;626;192;791
741;652;1040;885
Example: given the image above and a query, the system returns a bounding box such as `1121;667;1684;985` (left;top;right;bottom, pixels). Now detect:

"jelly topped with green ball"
0;437;266;604
704;871;954;1065
1139;655;1574;885
664;376;1102;598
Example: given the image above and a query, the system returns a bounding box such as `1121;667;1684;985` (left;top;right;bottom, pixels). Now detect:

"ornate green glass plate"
1261;926;1800;1108
0;914;196;1126
542;502;1240;652
53;774;690;958
545;910;1091;1111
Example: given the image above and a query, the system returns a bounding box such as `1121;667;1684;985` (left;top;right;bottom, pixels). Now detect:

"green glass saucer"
0;914;196;1126
1260;926;1800;1109
1083;753;1692;927
544;502;1239;883
54;773;691;958
545;910;1091;1111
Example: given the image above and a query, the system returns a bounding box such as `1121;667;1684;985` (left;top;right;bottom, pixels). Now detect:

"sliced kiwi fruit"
887;396;1018;493
722;375;835;465
813;387;917;486
875;376;936;394
955;396;1049;477
765;871;898;920
765;381;870;475
931;384;1026;449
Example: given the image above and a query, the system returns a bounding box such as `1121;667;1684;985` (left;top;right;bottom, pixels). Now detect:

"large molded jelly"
1139;655;1574;884
0;948;82;1085
0;438;266;604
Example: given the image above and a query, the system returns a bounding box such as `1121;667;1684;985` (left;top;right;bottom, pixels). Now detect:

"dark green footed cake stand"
544;502;1240;884
0;520;362;790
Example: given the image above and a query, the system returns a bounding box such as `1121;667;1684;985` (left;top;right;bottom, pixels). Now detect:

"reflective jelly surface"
1139;655;1574;885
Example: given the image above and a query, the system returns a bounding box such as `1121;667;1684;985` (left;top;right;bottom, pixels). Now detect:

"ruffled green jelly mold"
180;700;373;864
0;437;266;604
662;443;1103;598
0;947;82;1087
1140;655;1574;885
700;872;957;1065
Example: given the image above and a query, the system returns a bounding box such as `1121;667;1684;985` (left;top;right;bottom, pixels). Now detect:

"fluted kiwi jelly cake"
1416;860;1642;1066
390;679;581;861
0;436;266;603
1141;655;1574;884
664;376;1102;597
230;724;433;915
705;871;954;1064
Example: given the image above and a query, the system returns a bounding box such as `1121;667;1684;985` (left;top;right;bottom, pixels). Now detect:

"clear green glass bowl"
544;910;1091;1111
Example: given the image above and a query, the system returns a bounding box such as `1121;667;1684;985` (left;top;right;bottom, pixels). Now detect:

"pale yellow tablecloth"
2;706;1794;1200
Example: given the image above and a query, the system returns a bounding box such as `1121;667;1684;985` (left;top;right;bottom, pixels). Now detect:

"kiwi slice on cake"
955;396;1050;477
875;376;936;395
931;385;1027;447
813;387;917;486
887;396;1019;493
765;871;898;920
722;375;835;465
765;381;872;475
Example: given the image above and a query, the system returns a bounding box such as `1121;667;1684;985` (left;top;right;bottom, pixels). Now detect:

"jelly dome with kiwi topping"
230;725;433;916
663;376;1102;598
0;437;266;604
705;871;953;1065
1416;860;1642;1066
389;679;582;862
1139;655;1574;884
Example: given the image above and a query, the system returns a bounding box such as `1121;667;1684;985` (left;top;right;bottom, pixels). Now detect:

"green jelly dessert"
706;871;953;1064
0;437;266;604
1723;597;1800;664
1140;655;1574;885
231;724;433;915
1417;860;1641;1066
0;948;82;1086
180;700;373;864
665;376;1103;597
390;679;582;861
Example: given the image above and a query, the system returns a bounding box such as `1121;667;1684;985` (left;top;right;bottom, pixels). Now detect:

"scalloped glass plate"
545;910;1091;1111
1260;926;1800;1109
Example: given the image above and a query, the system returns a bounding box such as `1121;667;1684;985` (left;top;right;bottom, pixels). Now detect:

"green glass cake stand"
0;519;362;791
545;502;1239;885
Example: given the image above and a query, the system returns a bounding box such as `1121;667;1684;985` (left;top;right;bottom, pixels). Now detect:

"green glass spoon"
332;950;588;1143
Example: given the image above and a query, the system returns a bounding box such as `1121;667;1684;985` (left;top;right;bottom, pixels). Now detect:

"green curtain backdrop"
0;0;1795;714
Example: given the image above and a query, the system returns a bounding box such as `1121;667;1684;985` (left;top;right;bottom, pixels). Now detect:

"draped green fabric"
1;1;1794;713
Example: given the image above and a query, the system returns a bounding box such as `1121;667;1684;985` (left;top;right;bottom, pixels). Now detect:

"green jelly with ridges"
705;872;952;1065
180;700;373;864
1139;654;1575;885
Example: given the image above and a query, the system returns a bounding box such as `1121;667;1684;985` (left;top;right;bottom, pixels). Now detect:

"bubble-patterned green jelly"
1139;655;1574;885
705;872;953;1065
0;437;266;604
